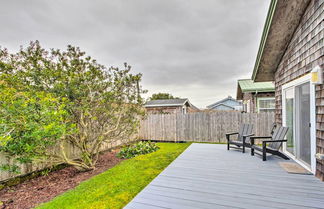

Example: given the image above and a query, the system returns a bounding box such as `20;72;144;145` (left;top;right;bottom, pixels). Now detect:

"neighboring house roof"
237;79;275;100
238;79;275;92
145;98;200;111
207;96;241;109
209;103;235;110
144;98;192;107
251;0;310;82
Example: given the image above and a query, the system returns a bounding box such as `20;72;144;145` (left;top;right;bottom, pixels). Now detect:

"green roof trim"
238;79;275;93
251;0;277;81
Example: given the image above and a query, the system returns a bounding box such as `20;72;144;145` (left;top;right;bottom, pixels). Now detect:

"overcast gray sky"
0;0;270;108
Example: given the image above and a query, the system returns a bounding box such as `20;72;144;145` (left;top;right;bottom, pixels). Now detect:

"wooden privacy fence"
0;137;136;182
139;112;275;142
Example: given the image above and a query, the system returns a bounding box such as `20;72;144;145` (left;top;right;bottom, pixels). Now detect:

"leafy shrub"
0;41;145;171
117;141;159;159
0;81;74;172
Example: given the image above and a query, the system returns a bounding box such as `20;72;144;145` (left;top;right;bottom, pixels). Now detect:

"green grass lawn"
37;142;190;209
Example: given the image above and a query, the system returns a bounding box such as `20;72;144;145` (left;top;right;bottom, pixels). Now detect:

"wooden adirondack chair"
226;124;254;153
250;126;289;161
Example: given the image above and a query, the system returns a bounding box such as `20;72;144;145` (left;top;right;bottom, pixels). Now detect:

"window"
257;97;275;113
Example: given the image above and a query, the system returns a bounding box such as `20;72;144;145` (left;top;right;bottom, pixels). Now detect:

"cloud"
0;0;270;108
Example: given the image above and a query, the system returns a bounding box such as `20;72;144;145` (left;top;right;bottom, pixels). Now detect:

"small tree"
149;93;179;100
0;41;145;171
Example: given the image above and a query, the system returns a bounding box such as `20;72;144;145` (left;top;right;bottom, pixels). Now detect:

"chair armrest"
225;132;239;136
250;136;272;139
262;139;287;143
243;134;254;137
226;132;239;142
250;136;272;145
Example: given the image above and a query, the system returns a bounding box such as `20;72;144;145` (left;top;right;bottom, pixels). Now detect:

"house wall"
242;92;254;113
242;92;275;113
145;106;184;114
274;0;324;180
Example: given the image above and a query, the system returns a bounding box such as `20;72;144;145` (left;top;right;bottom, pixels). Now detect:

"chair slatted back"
270;123;277;135
238;124;253;142
269;126;289;150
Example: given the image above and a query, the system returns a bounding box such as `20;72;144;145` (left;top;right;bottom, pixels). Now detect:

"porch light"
316;153;324;160
311;65;322;85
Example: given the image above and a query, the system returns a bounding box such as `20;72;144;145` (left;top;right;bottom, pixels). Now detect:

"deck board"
124;143;324;209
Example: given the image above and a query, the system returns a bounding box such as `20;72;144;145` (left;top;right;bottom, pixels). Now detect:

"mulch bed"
0;149;123;209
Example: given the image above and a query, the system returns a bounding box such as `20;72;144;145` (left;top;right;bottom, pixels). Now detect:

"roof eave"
252;0;311;82
252;0;278;82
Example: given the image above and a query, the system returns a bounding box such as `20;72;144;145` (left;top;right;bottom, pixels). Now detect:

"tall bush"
0;41;145;171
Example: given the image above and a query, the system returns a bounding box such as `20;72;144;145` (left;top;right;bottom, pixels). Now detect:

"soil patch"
0;149;123;209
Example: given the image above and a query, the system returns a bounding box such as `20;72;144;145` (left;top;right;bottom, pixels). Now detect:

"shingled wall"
274;0;324;180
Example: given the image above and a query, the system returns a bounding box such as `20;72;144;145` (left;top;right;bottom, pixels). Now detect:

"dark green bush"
117;141;159;159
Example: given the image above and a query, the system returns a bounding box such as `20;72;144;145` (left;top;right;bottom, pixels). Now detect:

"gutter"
251;0;278;81
145;99;189;108
242;89;275;93
144;104;184;107
254;90;259;113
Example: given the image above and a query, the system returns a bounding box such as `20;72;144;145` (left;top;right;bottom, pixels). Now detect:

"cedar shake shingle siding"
274;0;324;180
316;84;324;180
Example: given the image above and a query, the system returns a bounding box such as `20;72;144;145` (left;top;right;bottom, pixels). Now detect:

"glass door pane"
285;88;294;155
296;82;311;165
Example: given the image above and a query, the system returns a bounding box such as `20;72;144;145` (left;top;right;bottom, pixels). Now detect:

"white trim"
282;74;311;89
257;97;275;101
281;73;316;173
310;83;316;173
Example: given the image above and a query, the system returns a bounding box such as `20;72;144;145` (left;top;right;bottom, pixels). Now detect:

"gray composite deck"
124;143;324;209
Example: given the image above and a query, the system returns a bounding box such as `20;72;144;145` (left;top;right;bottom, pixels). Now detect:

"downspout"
254;91;258;113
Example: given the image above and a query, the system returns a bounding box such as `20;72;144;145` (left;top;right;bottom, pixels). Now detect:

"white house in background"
206;96;242;111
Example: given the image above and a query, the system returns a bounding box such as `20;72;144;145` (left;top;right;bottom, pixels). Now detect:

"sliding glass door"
283;81;312;168
296;82;311;165
284;88;294;155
